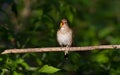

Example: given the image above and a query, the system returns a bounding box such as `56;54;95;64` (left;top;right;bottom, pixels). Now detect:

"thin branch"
1;45;120;54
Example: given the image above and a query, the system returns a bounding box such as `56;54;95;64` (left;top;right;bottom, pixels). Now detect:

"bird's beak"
60;22;64;27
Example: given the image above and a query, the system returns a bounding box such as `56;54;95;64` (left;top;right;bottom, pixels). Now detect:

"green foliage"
0;0;120;75
39;65;60;74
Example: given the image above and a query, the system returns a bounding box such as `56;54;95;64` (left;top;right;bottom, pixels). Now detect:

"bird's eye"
64;22;67;24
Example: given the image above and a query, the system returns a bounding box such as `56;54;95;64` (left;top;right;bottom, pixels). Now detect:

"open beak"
60;21;64;27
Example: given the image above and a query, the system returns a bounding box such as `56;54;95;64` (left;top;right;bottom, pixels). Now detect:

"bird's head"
60;19;68;27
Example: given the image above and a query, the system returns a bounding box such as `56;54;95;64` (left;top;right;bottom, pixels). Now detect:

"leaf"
39;65;60;74
99;28;112;38
13;71;22;75
93;53;109;63
0;58;3;61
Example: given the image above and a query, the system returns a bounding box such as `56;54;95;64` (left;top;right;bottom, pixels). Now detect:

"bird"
57;19;72;57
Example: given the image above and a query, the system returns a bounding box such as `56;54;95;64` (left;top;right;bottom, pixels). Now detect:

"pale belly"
57;33;71;46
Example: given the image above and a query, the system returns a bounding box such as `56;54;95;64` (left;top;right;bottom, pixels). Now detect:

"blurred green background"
0;0;120;75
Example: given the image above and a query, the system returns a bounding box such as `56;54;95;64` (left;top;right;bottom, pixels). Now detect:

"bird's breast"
57;30;72;46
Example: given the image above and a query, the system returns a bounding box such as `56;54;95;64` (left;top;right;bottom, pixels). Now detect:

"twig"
1;45;120;54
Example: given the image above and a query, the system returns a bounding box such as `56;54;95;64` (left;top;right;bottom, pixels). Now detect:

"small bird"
57;19;72;57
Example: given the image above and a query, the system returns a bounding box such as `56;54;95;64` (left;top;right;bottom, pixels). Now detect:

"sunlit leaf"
39;65;60;74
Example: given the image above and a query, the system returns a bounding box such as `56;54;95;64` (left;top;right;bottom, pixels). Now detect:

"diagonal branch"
1;45;120;54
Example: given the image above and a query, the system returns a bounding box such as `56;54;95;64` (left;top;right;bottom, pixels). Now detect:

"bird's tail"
64;49;69;59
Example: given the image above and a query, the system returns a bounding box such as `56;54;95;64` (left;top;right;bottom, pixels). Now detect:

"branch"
1;45;120;54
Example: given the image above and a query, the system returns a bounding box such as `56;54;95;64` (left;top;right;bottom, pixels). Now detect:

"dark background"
0;0;120;75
